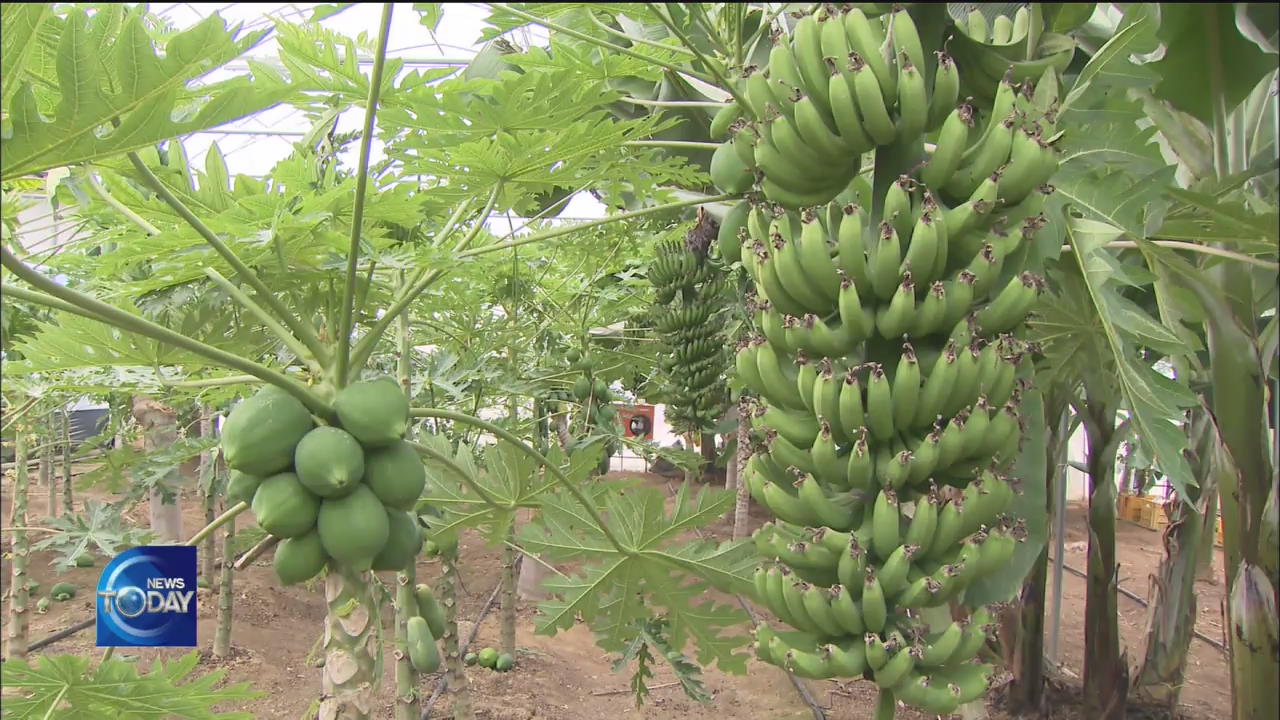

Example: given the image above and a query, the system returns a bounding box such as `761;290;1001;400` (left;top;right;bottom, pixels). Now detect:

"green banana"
941;270;976;330
829;584;867;635
862;566;888;633
868;221;902;301
796;211;843;304
887;8;925;72
919;621;964;667
835;204;871;288
797;473;856;531
891;343;921;432
844;9;897;101
921;103;972;190
850;52;896;145
785;647;837;680
756;341;809;410
883;175;915;240
762;476;822;526
874;645;920;688
795;353;819;411
974;271;1042;334
865;631;891;670
769;430;818;475
871;488;902;559
876;273;916;340
837;536;868;591
839;367;867;437
911;280;947;337
791;14;835;115
827;63;878;154
913;342;958;428
754;404;819;449
926;52;960;130
878;543;917;597
810;423;848;488
846;432;875;492
895;57;928;141
903;492;939;557
823;639;868;676
710;101;743;140
863;362;895;441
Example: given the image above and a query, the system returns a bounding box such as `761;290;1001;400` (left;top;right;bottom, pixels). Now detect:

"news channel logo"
96;545;198;647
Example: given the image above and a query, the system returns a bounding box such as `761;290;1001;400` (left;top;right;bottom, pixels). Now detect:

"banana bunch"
709;7;962;209
714;11;1066;714
948;6;1077;104
649;231;732;434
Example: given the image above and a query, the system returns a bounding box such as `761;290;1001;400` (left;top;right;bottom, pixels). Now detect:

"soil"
1;464;1230;719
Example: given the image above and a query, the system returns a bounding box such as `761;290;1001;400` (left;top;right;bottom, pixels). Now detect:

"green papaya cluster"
649;232;732;434
705;7;1064;716
545;347;620;467
220;379;428;584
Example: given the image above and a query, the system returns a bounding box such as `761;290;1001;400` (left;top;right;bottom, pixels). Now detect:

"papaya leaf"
1064;217;1199;498
0;651;261;719
1;9;290;181
0;3;54;110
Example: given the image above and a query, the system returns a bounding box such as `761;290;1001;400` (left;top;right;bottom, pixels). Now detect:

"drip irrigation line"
1050;555;1226;653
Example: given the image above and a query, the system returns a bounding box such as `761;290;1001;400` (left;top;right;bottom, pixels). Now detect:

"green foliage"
0;651;261;719
31;498;154;571
0;5;290;181
613;618;712;707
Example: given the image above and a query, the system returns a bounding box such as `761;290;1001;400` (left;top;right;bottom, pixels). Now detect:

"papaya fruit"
495;653;515;672
362;440;426;510
477;647;499;669
414;583;447;640
371;510;422;571
252;472;321;538
592;378;609;397
226;470;263;507
573;376;591;400
463;651;479;666
222;385;315;476
51;582;76;600
406;616;441;673
317;485;389;570
294;426;365;498
273;530;327;585
73;553;95;568
335;377;409;448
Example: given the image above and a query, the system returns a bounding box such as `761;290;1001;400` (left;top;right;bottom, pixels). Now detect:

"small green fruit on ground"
463;652;479;666
73;553;95;568
50;582;76;601
477;647;499;669
495;653;515;672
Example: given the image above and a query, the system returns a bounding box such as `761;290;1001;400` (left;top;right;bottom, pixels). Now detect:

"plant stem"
204;269;320;372
60;409;73;515
625;140;723;150
407;440;506;509
213;447;235;659
439;546;473;720
4;429;30;661
619;97;725;109
395;561;420;720
321;564;383;720
337;3;396;388
41;416;54;516
0;276;331;419
410;408;630;554
187;501;248;548
199;413;217;584
346;187;502;379
458;192;739;261
644;2;751;111
84;167;161;236
585;9;697;57
125;153;329;366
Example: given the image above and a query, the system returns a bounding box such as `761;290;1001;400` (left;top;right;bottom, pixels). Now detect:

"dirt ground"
0;464;1230;720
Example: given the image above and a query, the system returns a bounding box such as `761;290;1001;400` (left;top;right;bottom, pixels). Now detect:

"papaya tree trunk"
732;398;752;541
394;560;419;720
1133;407;1219;709
320;566;382;720
213;509;235;659
198;413;217;585
393;282;421;720
700;432;716;480
213;444;234;658
1005;389;1072;714
41;414;55;516
439;546;473;720
61;409;73;515
500;526;517;656
1076;394;1128;720
5;429;31;660
134;396;182;542
518;418;551;600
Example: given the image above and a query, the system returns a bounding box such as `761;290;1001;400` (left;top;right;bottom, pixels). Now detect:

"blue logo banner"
96;545;198;647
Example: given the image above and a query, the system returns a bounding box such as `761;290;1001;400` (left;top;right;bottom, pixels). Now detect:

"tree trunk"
61;409;73;515
213;448;234;658
1133;408;1219;709
394;560;420;720
700;432;716;480
198;413;216;585
732;398;752;541
500;526;518;656
41;415;55;517
1078;394;1128;720
1005;389;1071;714
319;566;382;720
439;546;473;720
133;396;183;542
5;430;31;660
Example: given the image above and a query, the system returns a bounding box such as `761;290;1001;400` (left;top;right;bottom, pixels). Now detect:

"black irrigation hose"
1052;557;1226;653
27;617;95;653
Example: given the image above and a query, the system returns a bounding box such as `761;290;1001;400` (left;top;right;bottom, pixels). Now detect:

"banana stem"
337;3;395;388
